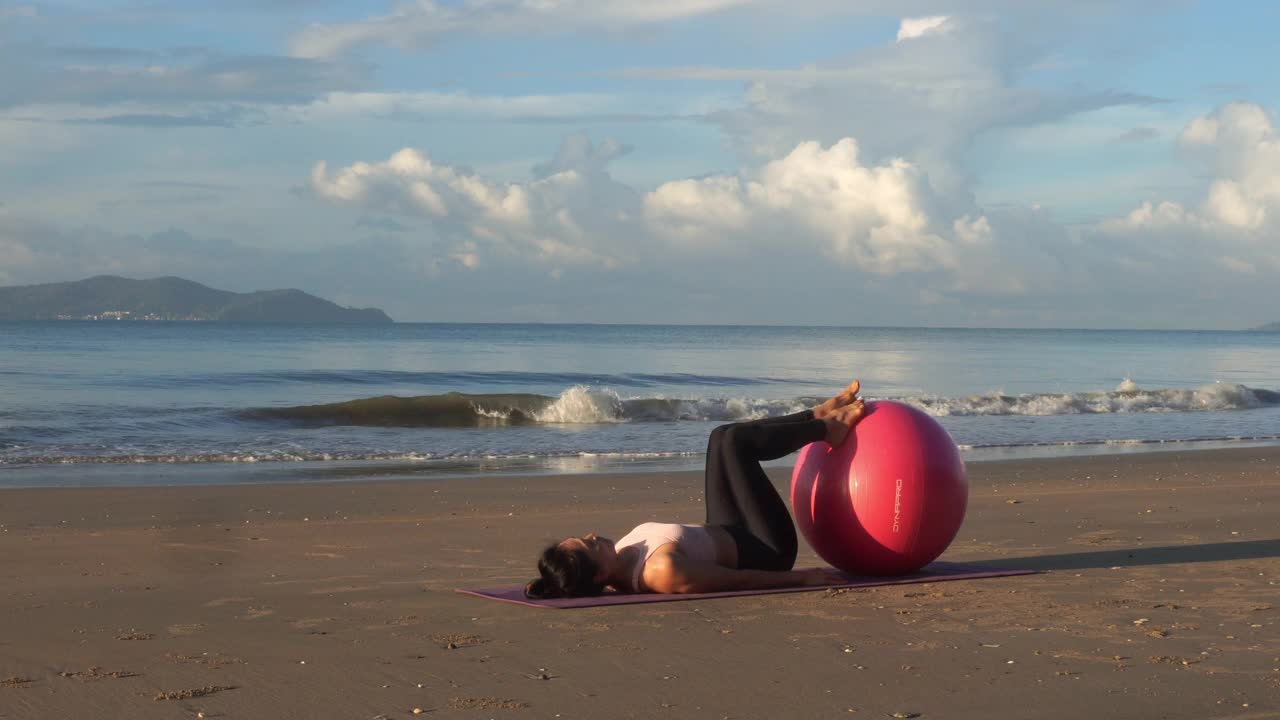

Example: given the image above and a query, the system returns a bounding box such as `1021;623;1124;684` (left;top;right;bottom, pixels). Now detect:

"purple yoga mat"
456;561;1035;609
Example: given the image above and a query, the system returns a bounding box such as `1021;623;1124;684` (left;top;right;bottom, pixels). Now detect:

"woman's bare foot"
822;398;866;446
813;380;862;419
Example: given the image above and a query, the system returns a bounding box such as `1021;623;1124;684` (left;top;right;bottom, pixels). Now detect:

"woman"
525;381;866;598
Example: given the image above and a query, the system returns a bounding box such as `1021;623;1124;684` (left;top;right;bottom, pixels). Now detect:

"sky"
1;0;1278;328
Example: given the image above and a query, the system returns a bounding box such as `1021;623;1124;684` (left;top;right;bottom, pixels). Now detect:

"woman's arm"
640;546;840;594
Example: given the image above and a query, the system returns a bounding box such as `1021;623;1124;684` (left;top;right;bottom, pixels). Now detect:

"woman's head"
524;533;616;599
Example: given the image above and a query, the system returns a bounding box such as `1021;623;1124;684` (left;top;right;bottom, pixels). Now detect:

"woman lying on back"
525;382;865;597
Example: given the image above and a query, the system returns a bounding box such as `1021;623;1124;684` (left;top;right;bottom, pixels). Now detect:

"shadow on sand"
986;538;1280;572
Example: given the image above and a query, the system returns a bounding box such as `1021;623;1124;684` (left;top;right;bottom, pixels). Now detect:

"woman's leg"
733;409;816;429
702;409;817;530
702;409;817;508
704;416;828;571
703;409;816;459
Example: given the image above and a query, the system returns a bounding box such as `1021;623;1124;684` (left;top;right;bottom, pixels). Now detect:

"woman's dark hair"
524;543;605;599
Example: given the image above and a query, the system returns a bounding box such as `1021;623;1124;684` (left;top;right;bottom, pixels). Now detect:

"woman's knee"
720;423;749;449
707;424;730;453
711;423;734;439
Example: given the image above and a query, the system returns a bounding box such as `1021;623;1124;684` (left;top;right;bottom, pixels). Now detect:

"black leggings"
705;410;827;572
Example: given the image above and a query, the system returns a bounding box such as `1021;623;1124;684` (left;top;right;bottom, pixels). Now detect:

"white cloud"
1110;103;1280;235
645;137;1062;295
1103;200;1198;232
1177;103;1280;230
1089;103;1280;285
646;138;954;273
309;134;641;270
897;15;952;42
450;240;481;269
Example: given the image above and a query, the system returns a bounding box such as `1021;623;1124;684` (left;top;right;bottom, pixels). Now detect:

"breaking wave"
243;381;1280;428
905;380;1280;417
244;387;816;427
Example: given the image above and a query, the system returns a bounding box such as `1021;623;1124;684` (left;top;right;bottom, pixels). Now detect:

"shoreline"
6;436;1280;490
1;446;1277;718
4;444;1279;522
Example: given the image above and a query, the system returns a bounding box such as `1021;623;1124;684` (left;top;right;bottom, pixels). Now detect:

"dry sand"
1;448;1278;719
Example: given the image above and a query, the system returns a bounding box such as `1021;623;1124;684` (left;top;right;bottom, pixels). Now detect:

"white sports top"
615;522;718;591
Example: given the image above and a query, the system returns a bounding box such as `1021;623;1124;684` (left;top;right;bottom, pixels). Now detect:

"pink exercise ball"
791;400;968;575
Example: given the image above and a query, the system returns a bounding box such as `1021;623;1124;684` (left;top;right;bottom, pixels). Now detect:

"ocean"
3;322;1280;487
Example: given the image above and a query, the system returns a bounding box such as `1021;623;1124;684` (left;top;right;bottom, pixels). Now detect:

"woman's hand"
799;567;848;586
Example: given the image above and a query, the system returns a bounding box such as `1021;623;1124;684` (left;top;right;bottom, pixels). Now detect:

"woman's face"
558;532;617;579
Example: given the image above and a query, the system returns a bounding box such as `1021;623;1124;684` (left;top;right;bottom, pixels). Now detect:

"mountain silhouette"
0;276;393;323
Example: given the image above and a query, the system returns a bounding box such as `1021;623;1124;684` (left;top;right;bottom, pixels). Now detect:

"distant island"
0;276;393;323
1254;322;1280;331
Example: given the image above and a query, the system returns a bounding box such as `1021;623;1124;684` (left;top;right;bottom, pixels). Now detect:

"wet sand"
1;448;1278;719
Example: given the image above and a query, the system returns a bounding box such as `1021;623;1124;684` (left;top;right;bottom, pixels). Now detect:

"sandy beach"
1;448;1278;719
